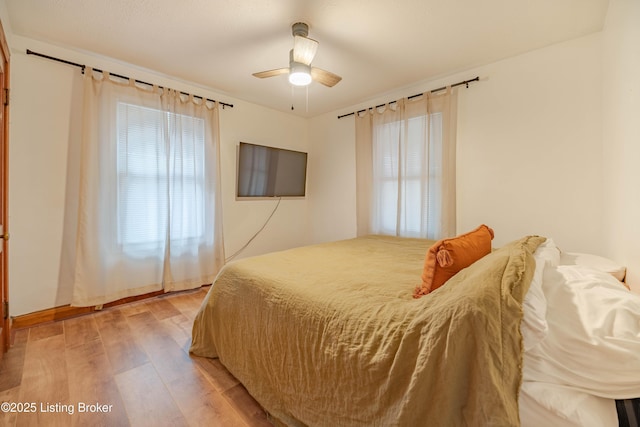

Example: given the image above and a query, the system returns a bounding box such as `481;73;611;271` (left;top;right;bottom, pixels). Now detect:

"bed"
190;234;640;426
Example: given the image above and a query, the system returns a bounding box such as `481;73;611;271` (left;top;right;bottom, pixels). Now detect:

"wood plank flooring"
0;287;273;427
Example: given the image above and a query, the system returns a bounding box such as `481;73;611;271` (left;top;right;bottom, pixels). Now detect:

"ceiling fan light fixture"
253;23;341;88
289;62;312;86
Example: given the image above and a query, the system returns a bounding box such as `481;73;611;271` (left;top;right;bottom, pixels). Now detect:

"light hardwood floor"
0;287;273;427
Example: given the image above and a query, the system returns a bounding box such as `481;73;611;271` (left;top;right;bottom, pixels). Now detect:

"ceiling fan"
252;22;342;87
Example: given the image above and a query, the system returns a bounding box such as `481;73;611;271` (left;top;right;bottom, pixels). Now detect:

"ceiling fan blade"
293;35;318;66
252;68;289;79
311;68;342;87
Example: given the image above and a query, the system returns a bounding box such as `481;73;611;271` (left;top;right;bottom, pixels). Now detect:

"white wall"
8;36;310;316
307;112;356;243
602;0;640;292
220;100;310;259
456;33;603;251
9;44;81;315
309;33;604;252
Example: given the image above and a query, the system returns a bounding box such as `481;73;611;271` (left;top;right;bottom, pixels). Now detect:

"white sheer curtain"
71;69;225;306
355;88;457;240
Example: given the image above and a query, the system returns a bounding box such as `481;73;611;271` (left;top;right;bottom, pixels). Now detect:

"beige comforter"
190;235;545;426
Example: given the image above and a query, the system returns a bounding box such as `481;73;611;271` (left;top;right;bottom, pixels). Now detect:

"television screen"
237;142;308;198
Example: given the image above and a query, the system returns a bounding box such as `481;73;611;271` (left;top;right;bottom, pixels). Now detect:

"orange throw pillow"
413;224;494;298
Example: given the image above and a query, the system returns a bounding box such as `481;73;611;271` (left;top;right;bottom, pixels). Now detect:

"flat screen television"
236;142;308;198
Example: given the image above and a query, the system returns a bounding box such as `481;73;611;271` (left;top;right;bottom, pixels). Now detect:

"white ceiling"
6;0;609;117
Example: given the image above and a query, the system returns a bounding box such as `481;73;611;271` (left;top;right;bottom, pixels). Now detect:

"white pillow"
523;264;640;397
559;252;626;282
521;238;557;351
535;238;561;267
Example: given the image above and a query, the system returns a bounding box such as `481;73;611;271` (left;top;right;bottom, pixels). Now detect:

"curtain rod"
337;76;479;119
26;49;234;109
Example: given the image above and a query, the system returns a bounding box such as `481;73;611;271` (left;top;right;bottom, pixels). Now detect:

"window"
372;112;443;239
355;90;456;242
116;102;206;255
73;71;225;306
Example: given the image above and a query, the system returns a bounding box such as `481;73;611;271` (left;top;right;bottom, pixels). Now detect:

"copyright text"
0;401;113;415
